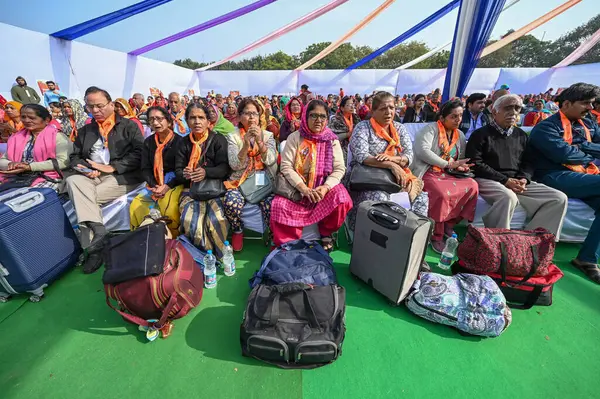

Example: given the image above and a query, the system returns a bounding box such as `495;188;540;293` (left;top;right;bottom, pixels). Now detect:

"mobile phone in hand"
74;166;94;174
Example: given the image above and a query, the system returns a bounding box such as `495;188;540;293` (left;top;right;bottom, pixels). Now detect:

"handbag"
0;158;63;193
445;168;475;179
105;239;204;339
274;172;302;202
189;135;226;201
349;163;401;193
239;170;273;204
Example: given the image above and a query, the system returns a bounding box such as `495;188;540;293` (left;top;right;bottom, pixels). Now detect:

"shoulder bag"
189;134;226;201
0;158;63;193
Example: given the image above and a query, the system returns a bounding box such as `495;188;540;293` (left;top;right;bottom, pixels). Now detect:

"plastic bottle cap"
224;241;229;246
207;250;212;254
452;234;458;238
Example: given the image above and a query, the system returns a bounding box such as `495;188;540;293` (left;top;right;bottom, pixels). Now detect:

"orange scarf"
8;119;24;133
560;111;599;175
224;128;265;189
427;100;439;113
69;117;77;142
153;130;175;186
173;109;186;133
369;118;419;184
343;112;354;136
532;111;548;126
433;120;460;173
294;139;318;189
187;131;208;170
97;114;116;148
591;109;600;124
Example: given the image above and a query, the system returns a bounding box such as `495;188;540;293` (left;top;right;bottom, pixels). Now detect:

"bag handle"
39;158;64;183
499;243;540;285
506;286;544;310
268;284;320;329
105;289;179;329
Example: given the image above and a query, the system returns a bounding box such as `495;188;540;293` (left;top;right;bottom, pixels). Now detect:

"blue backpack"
249;240;337;288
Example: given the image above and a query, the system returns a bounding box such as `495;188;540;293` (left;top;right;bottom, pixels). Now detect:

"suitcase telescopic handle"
5;191;45;213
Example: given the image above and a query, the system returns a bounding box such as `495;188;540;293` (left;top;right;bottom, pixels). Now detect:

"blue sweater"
527;112;600;178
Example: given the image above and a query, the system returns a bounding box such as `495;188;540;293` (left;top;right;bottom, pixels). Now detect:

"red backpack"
105;239;203;338
457;225;556;277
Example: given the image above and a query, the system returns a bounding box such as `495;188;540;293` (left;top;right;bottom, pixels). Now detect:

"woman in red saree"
412;99;479;253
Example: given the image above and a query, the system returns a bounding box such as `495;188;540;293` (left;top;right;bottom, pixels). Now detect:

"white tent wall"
2;23;600;101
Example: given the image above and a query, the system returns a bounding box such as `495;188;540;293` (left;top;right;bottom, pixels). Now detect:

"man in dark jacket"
527;82;600;283
460;92;490;139
66;86;144;274
10;76;41;104
466;93;567;238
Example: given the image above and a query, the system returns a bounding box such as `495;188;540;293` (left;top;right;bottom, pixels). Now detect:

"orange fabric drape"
153;130;175;186
343;112;354;136
224;128;265;189
532;112;548;126
173;109;186;133
294;139;318;188
560;111;599;175
433;120;460;172
187;131;208;170
97;114;116;148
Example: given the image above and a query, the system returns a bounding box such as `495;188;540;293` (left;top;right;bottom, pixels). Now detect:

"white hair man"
465;94;568;239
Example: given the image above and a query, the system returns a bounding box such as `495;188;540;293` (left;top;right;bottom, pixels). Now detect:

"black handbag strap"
196;134;215;168
269;287;321;329
499;242;540;285
506;286;544;310
39;158;64;183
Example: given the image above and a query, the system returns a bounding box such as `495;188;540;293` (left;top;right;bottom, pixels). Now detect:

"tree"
173;14;600;70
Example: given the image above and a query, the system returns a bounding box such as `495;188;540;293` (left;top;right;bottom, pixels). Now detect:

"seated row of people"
0;84;599;284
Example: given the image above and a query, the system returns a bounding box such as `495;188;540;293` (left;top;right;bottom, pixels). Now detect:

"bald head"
492;89;509;103
168;92;181;112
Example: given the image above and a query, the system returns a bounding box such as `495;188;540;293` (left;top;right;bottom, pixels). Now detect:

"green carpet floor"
1;234;599;399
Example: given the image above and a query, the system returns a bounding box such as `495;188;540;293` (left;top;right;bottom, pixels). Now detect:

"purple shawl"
299;100;337;187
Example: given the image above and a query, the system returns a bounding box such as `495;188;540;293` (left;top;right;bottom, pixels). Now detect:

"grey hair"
493;94;523;112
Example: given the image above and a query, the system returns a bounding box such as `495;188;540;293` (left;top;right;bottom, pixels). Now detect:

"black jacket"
70;115;144;185
175;132;230;188
460;109;490;136
403;107;427;123
423;102;439;122
142;133;183;188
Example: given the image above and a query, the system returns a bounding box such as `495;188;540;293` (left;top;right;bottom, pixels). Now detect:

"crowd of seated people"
1;78;600;284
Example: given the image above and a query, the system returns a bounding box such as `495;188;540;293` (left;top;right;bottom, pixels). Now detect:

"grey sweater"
411;122;467;178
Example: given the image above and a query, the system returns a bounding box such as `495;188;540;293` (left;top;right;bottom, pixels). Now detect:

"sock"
87;222;107;237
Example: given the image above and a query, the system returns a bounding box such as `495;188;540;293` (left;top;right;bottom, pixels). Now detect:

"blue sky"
0;0;596;64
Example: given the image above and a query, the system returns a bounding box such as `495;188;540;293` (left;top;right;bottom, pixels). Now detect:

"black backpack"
240;283;346;369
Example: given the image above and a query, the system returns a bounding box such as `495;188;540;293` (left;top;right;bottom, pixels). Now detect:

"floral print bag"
406;272;512;337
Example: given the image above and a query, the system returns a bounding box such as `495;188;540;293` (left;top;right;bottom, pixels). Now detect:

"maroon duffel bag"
457;225;556;277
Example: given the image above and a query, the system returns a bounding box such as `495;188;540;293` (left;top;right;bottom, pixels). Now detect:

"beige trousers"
66;173;138;247
476;178;568;240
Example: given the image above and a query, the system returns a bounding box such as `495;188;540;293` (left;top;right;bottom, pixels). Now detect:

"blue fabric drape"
442;0;506;101
51;0;172;41
346;0;460;70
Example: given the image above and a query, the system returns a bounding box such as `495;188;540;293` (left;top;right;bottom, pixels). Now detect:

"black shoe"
87;232;108;254
83;253;104;274
571;258;600;284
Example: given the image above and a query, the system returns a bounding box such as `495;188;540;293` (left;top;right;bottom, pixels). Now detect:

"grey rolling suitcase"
349;201;433;305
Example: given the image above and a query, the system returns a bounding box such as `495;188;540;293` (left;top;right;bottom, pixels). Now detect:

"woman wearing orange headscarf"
412;99;478;253
114;98;144;134
0;101;23;143
279;97;302;142
129;106;184;237
346;92;428;237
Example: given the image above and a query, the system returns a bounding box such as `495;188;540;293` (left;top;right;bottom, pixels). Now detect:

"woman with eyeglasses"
0;104;72;192
222;98;278;251
129;106;184;237
271;100;352;252
346;91;429;236
176;103;230;259
279;97;303;142
412;99;478;253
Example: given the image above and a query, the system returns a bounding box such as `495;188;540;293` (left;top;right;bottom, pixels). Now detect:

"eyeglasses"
309;113;328;121
85;102;111;111
242;112;260;118
148;116;166;123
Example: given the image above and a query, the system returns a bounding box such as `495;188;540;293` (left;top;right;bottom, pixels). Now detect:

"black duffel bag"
241;282;346;369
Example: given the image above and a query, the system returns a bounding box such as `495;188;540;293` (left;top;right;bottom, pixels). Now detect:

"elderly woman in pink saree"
0;104;71;192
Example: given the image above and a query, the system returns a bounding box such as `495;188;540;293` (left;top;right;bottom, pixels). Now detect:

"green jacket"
11;85;41;104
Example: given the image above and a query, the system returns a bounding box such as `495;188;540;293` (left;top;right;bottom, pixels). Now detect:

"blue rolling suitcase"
0;187;82;302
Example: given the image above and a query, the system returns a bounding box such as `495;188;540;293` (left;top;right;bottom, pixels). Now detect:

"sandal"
321;236;334;253
571;259;600;284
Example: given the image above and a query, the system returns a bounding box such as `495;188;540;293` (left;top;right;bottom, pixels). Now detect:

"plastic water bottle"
222;241;236;277
203;250;217;289
149;205;161;220
437;234;459;270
